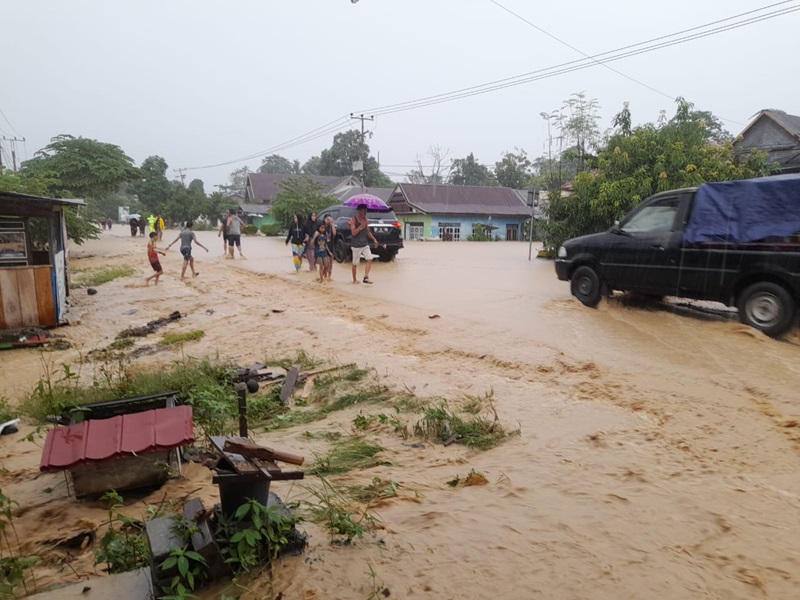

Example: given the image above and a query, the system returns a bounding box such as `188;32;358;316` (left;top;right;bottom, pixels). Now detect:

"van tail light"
392;222;401;228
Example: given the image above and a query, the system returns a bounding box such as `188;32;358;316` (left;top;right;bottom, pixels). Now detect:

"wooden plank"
0;276;5;330
33;266;56;327
0;269;22;328
209;436;262;476
223;439;305;466
279;366;299;405
16;268;38;326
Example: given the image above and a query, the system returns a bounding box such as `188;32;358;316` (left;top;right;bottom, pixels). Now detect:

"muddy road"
1;230;799;599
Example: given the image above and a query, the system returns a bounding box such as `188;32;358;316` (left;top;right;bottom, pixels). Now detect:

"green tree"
130;156;171;216
218;166;251;198
302;155;322;175
270;177;332;229
450;153;497;186
494;148;531;189
318;130;391;187
556;92;602;172
0;167;99;245
258;154;301;174
542;99;775;252
21;134;140;199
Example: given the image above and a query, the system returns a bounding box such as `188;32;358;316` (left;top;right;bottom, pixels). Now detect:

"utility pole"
174;168;187;185
350;113;374;192
1;136;25;171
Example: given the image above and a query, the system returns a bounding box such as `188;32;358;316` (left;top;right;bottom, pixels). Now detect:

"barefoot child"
311;222;333;283
145;232;166;285
166;221;208;278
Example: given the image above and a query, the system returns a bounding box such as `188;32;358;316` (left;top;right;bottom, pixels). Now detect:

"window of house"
438;222;461;241
506;224;519;241
408;222;424;240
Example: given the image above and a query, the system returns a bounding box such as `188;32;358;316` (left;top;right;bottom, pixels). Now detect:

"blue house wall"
429;215;528;240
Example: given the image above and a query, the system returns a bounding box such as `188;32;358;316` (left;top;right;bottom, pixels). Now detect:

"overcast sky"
3;0;799;189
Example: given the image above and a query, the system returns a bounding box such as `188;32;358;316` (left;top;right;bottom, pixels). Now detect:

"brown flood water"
1;230;799;599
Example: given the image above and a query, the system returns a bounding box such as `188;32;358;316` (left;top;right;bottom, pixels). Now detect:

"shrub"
243;224;258;235
260;223;283;236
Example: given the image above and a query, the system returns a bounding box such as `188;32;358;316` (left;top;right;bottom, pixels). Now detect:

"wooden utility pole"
1;136;25;171
350;113;374;191
174;168;187;185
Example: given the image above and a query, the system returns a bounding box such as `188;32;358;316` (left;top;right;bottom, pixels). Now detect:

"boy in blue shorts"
166;221;208;278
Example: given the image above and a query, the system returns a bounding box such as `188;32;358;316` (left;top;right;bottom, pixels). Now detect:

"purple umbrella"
343;193;390;212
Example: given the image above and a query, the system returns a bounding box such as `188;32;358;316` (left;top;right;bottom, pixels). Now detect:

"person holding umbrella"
349;203;381;284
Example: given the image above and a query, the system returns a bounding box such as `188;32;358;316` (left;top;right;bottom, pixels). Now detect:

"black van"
555;176;800;336
319;205;404;263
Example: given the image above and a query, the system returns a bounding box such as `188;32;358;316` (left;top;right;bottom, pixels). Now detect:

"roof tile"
40;406;193;471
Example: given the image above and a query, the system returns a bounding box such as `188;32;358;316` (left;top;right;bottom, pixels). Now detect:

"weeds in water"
215;499;296;570
107;337;135;351
413;395;509;450
446;469;489;488
303;477;381;544
94;491;150;574
365;563;390;599
159;330;205;346
263;349;321;371
72;266;135;287
308;438;388;476
159;546;207;600
0;397;14;424
0;490;38;597
345;477;401;504
185;381;237;440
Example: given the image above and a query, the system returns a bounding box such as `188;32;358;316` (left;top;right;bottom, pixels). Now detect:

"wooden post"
236;384;247;437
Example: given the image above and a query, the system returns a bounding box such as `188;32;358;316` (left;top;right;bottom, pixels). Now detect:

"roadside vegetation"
71;266;135;287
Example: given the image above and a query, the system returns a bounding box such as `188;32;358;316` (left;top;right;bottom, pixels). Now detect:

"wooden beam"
222;439;305;466
33;266;56;326
279;366;299;405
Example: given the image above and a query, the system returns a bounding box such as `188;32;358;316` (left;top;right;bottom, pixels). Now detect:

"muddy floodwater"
1;230;799;599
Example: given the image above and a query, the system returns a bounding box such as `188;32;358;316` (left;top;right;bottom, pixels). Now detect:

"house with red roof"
388;183;533;241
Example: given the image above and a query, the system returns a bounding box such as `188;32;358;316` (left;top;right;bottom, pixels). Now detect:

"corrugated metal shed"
40;406;193;471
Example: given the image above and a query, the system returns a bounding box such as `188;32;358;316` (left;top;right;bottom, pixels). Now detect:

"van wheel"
737;282;796;337
571;266;602;308
333;239;348;264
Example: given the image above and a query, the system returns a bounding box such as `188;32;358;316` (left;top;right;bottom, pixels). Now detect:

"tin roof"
40;406;194;472
392;183;531;217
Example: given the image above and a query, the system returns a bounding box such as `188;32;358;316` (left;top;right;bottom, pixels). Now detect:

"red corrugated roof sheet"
40;406;194;472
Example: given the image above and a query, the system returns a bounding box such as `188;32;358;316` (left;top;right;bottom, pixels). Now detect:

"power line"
182;1;798;173
488;0;674;101
0;107;22;138
358;4;800;117
184;116;352;171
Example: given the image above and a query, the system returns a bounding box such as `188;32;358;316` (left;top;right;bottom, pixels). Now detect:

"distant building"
241;174;362;227
734;109;800;173
388;183;532;241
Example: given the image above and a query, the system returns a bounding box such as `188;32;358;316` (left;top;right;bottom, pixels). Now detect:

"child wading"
311;223;333;283
166;221;208;278
145;232;166;285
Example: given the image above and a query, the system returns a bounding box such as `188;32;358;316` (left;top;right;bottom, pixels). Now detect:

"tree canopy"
270;177;333;228
258;154;301;175
494;148;532;189
450;153;496;186
542;99;775;252
21;134;141;199
318;130;391;187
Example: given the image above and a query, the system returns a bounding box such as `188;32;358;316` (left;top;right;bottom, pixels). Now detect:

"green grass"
21;357;236;422
263;349;322;371
107;337;135;351
159;330;205;346
413;400;509;450
308;438;388;476
72;266;135;287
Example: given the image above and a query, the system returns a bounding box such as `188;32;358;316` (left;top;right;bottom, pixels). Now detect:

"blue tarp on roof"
684;175;800;243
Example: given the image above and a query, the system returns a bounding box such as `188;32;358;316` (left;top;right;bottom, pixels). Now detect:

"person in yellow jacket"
155;215;165;241
147;214;156;234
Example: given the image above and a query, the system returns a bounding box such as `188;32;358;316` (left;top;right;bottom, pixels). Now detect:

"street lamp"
527;189;539;261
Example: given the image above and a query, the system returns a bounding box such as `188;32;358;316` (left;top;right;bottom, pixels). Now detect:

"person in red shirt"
145;232;167;285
